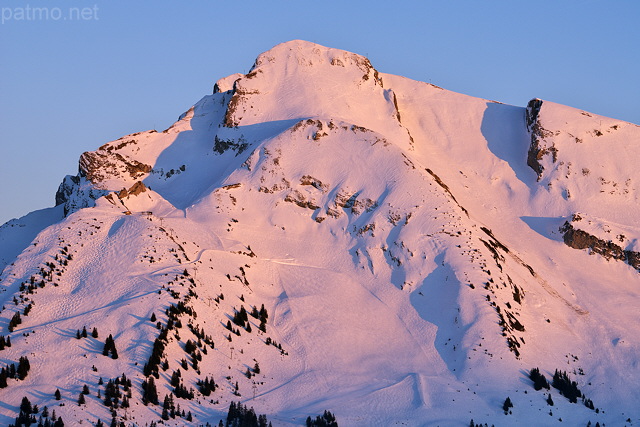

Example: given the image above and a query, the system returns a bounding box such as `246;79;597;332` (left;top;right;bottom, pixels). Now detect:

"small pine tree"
20;396;33;414
503;397;513;414
76;329;82;339
83;384;90;395
78;393;86;405
150;313;157;322
82;326;88;338
54;389;61;400
92;327;99;338
547;394;554;406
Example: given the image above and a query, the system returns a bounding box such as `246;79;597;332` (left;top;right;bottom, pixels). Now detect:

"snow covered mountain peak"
1;40;640;427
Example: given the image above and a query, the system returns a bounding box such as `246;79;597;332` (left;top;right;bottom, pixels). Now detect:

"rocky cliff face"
526;98;557;180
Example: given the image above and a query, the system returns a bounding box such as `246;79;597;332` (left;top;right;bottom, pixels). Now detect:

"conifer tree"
103;334;119;359
0;369;7;388
78;393;86;405
92;327;99;338
54;389;61;400
503;397;513;414
20;396;33;414
82;326;88;338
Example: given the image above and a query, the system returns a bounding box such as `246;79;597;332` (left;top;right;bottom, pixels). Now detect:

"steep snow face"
2;40;640;427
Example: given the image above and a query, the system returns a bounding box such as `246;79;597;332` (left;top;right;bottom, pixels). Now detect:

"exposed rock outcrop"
79;150;151;184
54;175;108;216
560;219;640;272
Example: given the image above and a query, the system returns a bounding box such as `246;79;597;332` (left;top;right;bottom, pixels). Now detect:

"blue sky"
1;0;639;225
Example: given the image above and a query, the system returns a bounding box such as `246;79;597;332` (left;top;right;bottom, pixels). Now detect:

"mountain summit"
1;40;640;426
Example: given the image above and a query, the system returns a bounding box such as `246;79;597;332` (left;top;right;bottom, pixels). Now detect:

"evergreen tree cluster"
144;299;197;378
167;300;195;319
187;322;215;348
264;337;287;355
225;401;271;427
552;369;582;403
529;367;550;391
197;376;218;396
8;397;64;427
170;369;182;387
8;312;22;332
0;335;12;351
15;244;74;304
245;361;261;379
233;306;249;328
102;334;119;359
0;356;31;387
141;376;159;405
305;410;338;427
183;339;203;371
160;393;193;421
102;374;131;409
226;321;242;337
173;380;195;400
17;356;31;380
584;397;595;410
76;326;88;339
469;421;494;427
144;327;168;377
